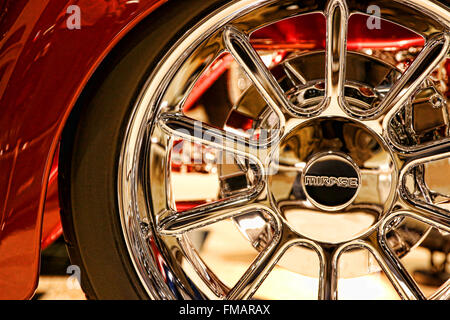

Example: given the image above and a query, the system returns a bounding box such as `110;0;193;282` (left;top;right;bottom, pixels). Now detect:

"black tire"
58;0;225;299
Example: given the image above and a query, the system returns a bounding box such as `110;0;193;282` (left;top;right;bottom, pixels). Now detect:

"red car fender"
0;0;166;299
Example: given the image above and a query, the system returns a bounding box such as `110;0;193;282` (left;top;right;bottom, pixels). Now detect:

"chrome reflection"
117;0;450;300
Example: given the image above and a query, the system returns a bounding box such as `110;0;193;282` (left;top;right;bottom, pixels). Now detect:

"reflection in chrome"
118;0;450;300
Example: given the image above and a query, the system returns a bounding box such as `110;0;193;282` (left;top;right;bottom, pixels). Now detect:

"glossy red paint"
41;148;60;250
0;0;166;299
0;1;426;300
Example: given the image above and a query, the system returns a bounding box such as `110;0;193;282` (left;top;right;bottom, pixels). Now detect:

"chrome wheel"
118;0;450;300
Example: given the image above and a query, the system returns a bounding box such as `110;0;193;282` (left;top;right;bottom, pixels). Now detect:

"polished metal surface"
269;117;396;243
118;0;450;300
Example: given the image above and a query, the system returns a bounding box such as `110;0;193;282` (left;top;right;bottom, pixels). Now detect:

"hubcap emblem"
302;153;361;211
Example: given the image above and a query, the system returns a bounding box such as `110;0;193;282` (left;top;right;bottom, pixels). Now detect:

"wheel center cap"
268;117;397;243
302;153;361;211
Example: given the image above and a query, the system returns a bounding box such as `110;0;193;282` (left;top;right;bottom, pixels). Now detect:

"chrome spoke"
158;201;270;236
324;0;349;102
399;147;450;176
158;112;269;166
226;242;284;300
363;236;425;300
222;26;288;125
397;185;450;234
398;149;450;232
381;33;450;122
399;148;450;183
429;279;450;300
284;61;307;85
318;245;340;300
226;225;297;300
397;139;450;161
409;206;450;234
390;205;450;235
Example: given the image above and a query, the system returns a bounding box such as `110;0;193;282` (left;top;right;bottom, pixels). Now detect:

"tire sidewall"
59;0;228;299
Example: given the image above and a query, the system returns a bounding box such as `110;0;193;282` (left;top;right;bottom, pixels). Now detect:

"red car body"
0;0;425;299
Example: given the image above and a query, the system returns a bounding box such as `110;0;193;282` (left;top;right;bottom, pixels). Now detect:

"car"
0;0;449;300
